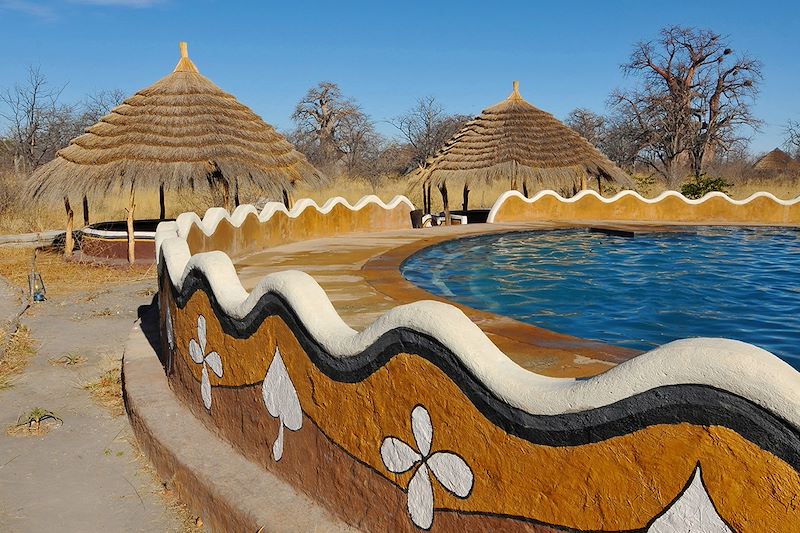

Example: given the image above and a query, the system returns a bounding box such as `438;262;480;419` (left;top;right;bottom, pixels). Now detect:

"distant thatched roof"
753;148;797;172
411;82;632;191
29;42;323;203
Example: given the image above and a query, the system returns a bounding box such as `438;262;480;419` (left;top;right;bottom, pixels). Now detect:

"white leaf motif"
197;315;207;353
427;451;473;498
262;347;303;461
648;466;731;533
381;437;422;474
407;463;434;530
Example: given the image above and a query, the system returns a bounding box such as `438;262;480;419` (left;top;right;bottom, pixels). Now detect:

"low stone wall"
153;194;800;532
488;189;800;225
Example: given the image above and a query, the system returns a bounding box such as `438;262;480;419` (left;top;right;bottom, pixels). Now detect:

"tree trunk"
282;189;290;209
439;182;451;226
159;184;166;220
126;185;136;265
82;195;89;226
64;197;74;257
462;182;470;212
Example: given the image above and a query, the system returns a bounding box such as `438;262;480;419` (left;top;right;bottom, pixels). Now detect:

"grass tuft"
84;364;124;417
0;326;37;390
7;406;62;436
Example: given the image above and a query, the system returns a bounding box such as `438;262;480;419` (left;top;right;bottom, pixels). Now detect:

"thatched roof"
411;82;632;191
29;42;323;203
753;148;797;172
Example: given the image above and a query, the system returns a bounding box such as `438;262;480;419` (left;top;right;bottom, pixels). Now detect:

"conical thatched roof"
29;42;323;203
753;148;796;172
411;82;632;192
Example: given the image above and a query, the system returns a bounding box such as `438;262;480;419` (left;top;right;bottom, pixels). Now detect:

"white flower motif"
380;405;473;530
188;315;223;410
648;465;731;532
262;347;302;461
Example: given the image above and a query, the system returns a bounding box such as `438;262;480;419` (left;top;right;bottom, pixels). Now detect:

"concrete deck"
235;223;638;379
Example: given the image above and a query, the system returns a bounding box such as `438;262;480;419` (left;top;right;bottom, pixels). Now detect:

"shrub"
680;174;732;199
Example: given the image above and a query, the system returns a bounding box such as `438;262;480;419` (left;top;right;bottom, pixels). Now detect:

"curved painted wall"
155;195;800;532
488;189;800;225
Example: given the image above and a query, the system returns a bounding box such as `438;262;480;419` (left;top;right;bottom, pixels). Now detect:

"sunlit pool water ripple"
400;227;800;370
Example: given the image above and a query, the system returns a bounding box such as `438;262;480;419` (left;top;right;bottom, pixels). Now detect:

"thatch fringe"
28;43;323;204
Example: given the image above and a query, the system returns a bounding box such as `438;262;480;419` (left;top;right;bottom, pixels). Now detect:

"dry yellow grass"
83;360;124;417
0;248;154;296
0;325;37;390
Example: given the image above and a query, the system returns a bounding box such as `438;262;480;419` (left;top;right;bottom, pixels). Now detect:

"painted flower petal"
262;348;303;431
648;466;732;533
407;463;434;530
411;405;433;457
205;351;223;378
189;338;204;364
200;365;212;410
380;437;422;474
428;451;474;498
197;314;207;353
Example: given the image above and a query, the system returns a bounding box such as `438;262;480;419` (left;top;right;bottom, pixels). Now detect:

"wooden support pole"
440;182;451;226
597;176;603;196
159;184;166;220
64;197;74;257
421;183;427;214
522;181;529;198
282;189;290;208
82;195;89;226
221;179;232;212
425;183;432;214
126;184;136;265
234;178;240;208
580;173;588;191
462;182;470;212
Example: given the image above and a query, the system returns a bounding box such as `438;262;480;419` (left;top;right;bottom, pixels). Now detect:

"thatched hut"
28;42;322;263
411;81;632;223
753;148;797;174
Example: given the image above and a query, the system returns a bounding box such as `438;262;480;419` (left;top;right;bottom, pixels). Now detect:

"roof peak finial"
509;80;522;100
174;41;199;74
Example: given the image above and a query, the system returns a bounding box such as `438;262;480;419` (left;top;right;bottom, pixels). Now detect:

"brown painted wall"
160;287;800;532
492;192;800;225
186;202;412;260
81;235;155;262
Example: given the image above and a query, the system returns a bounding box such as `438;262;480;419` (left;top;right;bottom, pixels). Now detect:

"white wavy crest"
156;204;800;429
487;189;800;223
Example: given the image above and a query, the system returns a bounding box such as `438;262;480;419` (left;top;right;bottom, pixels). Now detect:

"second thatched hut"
28;42;323;262
411;81;632;223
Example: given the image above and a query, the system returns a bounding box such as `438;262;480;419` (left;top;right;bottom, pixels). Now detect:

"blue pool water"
401;228;800;370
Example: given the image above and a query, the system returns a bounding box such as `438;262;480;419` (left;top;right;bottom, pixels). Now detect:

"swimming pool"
401;227;800;370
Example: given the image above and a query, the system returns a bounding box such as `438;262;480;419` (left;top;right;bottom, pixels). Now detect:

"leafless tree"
0;66;74;174
565;108;606;147
612;26;761;186
291;82;364;169
391;96;470;169
79;88;126;126
338;112;385;181
785;120;800;158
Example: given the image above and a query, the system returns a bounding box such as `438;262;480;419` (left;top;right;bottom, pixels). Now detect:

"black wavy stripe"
163;263;800;471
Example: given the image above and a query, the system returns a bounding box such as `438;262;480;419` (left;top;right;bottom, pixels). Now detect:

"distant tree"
79;88;126;126
0;66;75;174
565;108;606;147
338;112;385;181
612;26;761;186
785;120;800;158
391;96;470;169
291;82;366;171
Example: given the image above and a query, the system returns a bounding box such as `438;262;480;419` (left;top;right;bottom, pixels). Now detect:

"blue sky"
1;0;797;155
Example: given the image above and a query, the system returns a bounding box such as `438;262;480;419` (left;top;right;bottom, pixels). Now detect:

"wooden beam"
440;182;451;226
159;184;166;220
462;182;470;212
126;184;136;264
64;197;74;257
82;195;89;226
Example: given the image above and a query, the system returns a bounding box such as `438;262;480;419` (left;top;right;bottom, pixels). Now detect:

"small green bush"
680;174;732;199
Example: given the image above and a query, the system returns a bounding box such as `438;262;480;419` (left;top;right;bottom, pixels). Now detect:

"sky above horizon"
0;0;797;156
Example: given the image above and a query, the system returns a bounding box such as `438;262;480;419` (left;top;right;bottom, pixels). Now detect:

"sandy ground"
0;277;191;532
